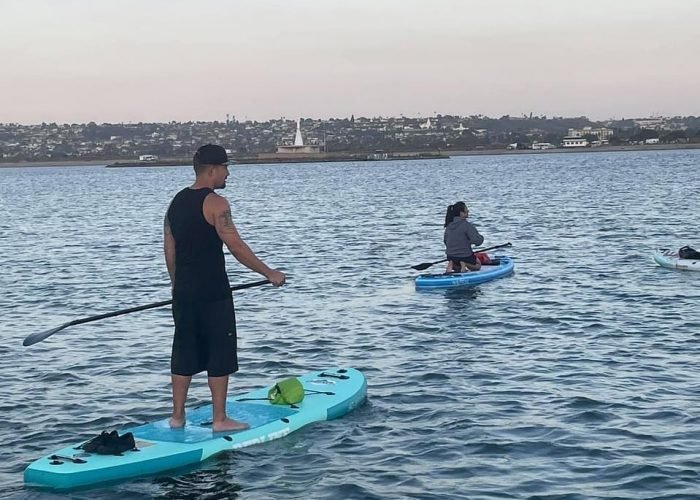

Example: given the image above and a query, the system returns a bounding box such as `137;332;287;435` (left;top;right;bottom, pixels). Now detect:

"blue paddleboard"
24;367;366;490
415;256;515;289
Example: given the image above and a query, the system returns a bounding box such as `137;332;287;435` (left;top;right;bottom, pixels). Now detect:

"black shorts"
447;255;477;267
171;297;238;377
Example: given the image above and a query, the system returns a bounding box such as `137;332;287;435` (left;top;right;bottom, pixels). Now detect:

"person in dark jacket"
443;201;484;273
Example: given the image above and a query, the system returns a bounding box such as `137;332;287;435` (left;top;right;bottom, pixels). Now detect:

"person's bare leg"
209;375;249;432
170;374;192;428
445;261;453;273
465;261;482;272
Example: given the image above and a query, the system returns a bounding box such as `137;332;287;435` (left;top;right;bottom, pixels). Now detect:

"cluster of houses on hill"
1;114;698;162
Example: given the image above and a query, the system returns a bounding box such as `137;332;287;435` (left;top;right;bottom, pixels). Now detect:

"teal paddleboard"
24;367;366;490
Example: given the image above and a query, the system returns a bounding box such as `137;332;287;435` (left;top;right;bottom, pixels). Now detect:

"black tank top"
167;188;231;301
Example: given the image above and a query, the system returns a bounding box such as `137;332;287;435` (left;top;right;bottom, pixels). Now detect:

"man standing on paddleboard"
163;144;286;432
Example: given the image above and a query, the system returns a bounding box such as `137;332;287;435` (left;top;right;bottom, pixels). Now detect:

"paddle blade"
411;262;434;271
23;323;69;347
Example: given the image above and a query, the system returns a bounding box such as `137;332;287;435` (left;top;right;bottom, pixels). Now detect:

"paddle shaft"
412;242;512;270
450;242;510;261
65;279;269;325
22;279;271;347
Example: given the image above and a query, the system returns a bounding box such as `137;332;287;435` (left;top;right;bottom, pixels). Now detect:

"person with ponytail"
443;201;484;273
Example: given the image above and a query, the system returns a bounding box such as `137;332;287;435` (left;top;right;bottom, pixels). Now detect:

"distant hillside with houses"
1;114;699;163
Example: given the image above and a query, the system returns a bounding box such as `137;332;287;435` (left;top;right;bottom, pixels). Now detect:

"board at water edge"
653;249;700;272
24;367;366;490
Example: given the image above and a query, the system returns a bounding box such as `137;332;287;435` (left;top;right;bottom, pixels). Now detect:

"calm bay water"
1;150;699;499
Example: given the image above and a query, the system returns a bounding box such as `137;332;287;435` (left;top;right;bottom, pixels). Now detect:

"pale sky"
1;0;699;124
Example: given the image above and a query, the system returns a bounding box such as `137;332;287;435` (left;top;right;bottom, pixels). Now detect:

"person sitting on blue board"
444;201;484;273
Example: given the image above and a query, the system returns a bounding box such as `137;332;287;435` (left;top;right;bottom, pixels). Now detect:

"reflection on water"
150;458;244;500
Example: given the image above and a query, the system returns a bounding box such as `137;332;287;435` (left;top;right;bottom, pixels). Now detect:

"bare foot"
169;416;186;428
212;418;249;433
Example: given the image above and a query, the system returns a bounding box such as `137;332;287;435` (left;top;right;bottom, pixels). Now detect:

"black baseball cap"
194;144;229;166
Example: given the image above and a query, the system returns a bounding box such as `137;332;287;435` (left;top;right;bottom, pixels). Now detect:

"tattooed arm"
209;195;286;286
163;214;176;286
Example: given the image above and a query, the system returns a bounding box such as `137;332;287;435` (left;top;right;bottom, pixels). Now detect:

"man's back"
167;187;230;301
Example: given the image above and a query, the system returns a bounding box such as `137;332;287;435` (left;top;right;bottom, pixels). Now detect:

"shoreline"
1;143;699;168
105;152;448;168
448;143;700;156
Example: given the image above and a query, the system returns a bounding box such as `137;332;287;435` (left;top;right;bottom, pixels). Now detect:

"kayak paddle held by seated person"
443;201;484;273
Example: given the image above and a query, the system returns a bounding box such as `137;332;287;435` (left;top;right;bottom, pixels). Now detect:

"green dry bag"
268;377;304;405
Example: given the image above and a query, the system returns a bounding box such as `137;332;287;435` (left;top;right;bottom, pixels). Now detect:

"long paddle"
22;279;271;347
411;242;512;271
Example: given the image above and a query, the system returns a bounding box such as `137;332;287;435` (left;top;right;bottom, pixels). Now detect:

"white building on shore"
567;127;613;140
562;137;589;148
634;117;666;130
276;119;322;154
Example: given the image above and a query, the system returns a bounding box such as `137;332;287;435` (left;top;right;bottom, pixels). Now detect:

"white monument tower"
276;118;322;155
294;118;304;146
